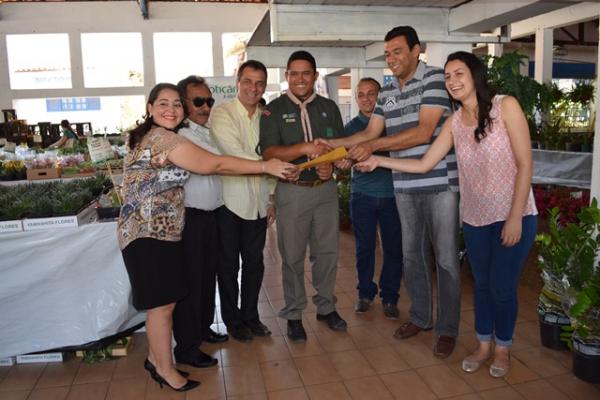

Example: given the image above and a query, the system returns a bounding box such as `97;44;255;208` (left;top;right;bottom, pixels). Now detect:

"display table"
0;221;145;359
532;149;592;189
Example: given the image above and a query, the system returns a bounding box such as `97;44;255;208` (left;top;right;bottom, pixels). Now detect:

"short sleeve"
147;128;188;168
259;105;281;154
373;91;386;118
330;102;344;139
421;69;451;110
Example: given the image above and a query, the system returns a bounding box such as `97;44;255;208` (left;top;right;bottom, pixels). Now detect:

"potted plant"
535;207;572;350
484;51;566;147
561;199;600;383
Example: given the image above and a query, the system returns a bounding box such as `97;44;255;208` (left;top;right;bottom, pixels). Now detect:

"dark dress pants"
173;206;219;359
216;206;267;328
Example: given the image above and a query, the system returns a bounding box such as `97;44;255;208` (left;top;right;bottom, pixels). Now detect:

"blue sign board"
46;97;101;112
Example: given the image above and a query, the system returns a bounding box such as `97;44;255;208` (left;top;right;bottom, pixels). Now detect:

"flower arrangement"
0;160;27;181
533;184;590;224
56;154;86;168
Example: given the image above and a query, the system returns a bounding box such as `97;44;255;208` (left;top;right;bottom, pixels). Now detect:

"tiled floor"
2;227;600;399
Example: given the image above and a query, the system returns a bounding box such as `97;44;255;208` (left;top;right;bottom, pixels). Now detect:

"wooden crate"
26;167;61;180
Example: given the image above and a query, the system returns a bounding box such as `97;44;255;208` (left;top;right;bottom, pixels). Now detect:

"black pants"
173;207;219;359
216;206;267;328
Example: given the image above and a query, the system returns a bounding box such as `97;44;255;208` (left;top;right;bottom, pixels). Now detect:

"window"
154;32;213;83
13;95;145;134
81;33;144;87
6;34;71;89
222;32;251;76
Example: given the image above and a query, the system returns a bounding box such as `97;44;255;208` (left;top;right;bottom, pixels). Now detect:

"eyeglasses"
189;96;215;108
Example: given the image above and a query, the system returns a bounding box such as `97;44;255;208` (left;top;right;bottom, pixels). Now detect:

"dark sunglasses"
189;96;215;108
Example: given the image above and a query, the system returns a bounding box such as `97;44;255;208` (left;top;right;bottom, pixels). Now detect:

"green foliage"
81;337;129;364
335;168;351;226
568;80;595;105
485;52;543;127
484;51;568;145
537;199;600;341
57;142;89;156
0;175;112;220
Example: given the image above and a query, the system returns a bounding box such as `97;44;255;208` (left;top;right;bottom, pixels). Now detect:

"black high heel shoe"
145;365;200;392
144;358;190;378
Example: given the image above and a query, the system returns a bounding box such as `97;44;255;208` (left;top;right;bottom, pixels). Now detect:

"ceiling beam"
262;4;510;45
449;0;578;33
246;45;387;69
510;2;600;39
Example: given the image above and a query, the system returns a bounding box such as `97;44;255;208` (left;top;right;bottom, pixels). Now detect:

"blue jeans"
350;192;403;304
463;215;537;347
395;191;461;337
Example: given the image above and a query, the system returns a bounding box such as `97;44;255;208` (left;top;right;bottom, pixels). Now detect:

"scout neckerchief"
286;91;317;143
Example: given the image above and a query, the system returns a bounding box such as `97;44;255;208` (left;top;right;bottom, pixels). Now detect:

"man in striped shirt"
329;26;460;359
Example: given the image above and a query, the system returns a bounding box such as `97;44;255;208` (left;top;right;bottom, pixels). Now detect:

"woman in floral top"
355;52;537;379
118;83;295;392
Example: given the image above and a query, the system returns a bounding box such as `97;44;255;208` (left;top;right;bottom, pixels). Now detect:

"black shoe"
316;311;347;331
144;358;190;377
175;350;218;368
229;324;253;342
287;319;307;342
146;367;200;392
382;303;400;320
245;320;272;337
205;328;229;343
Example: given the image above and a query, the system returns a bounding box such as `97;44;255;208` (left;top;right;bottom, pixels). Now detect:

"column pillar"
212;32;224;77
534;27;553;84
487;43;503;58
141;31;156;95
69;31;84;90
0;34;12;112
425;42;472;69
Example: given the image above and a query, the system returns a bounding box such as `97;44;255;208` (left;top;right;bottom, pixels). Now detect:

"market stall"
532;149;592;188
0;221;144;359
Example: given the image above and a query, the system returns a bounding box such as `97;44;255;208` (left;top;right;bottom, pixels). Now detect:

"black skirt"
121;238;188;310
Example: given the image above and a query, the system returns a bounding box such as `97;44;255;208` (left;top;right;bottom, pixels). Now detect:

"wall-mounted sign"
46;97;101;112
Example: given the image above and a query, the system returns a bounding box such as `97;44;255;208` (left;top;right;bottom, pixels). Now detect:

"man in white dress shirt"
172;76;228;368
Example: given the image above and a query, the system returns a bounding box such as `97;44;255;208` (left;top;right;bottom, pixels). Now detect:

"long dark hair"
128;83;187;149
445;51;496;142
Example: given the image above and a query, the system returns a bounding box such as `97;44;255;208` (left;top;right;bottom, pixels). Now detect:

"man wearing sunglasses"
210;60;274;342
172;75;227;369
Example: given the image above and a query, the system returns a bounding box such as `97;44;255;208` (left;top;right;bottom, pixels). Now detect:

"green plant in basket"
82;337;129;364
536;206;572;343
561;199;600;341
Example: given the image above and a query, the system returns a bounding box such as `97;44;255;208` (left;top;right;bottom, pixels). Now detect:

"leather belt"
279;178;330;187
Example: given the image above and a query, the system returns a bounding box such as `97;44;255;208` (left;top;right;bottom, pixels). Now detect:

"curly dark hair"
128;83;187;149
445;51;496;142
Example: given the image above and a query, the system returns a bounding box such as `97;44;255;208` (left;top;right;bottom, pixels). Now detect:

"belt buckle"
312;179;323;187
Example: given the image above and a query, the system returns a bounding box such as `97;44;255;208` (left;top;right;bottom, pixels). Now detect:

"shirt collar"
186;118;209;132
390;60;427;89
233;97;261;122
357;112;370;124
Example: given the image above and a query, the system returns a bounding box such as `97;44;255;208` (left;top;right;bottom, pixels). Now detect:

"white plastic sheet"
0;222;145;358
533;149;592;189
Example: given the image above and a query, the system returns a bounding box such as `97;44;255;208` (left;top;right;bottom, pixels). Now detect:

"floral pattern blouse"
117;127;190;250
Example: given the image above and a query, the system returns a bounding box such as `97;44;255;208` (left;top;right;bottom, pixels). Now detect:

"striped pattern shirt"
373;61;459;194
